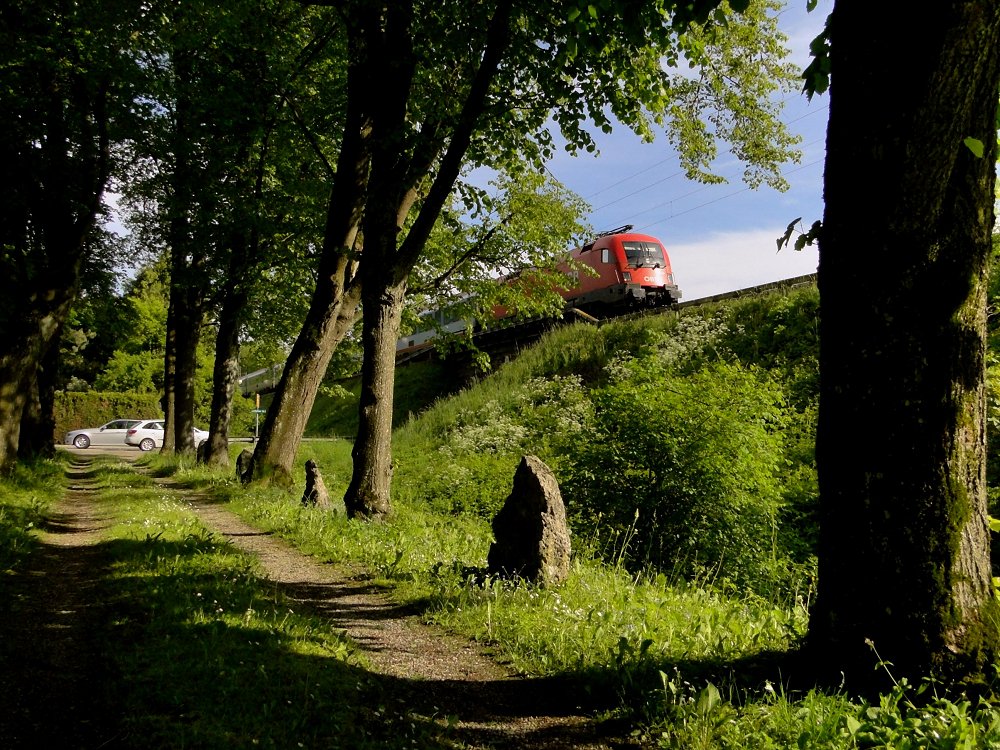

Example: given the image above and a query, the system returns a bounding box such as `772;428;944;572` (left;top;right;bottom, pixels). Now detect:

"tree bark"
161;296;178;454
204;282;246;467
249;255;361;485
344;276;405;518
18;336;60;459
340;0;512;518
0;340;45;473
160;43;207;457
248;42;370;485
172;290;204;455
810;0;1000;686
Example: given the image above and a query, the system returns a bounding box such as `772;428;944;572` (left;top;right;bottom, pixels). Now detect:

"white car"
124;420;210;452
65;419;144;449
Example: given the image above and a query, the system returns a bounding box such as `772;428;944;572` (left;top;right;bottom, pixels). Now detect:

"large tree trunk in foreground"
810;0;1000;686
344;278;406;519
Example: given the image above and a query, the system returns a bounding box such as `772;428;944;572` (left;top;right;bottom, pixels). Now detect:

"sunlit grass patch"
93;470;444;749
0;455;64;573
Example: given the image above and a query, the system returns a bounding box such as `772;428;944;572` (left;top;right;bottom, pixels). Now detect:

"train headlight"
623;272;632;282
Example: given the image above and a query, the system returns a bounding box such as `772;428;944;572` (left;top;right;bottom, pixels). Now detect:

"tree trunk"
172;293;203;455
810;0;1000;686
247;45;370;485
0;355;35;474
344;278;406;519
204;286;246;467
161;292;178;453
0;298;75;472
18;337;59;459
249;255;361;485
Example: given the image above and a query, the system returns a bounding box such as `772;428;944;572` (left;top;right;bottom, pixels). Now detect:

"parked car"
65;419;144;449
124;420;210;451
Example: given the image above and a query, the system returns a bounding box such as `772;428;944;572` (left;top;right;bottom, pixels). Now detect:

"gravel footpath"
178;490;636;749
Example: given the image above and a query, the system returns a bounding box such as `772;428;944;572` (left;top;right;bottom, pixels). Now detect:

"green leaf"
845;715;862;735
989;515;1000;533
696;682;721;716
963;137;985;158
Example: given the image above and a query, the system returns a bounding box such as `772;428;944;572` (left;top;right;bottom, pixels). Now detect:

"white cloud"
668;227;818;302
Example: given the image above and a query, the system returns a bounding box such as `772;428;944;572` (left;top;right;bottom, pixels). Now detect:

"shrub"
54;390;163;441
562;360;790;595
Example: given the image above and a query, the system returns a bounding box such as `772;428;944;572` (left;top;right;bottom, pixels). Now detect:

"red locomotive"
396;225;680;356
559;225;681;312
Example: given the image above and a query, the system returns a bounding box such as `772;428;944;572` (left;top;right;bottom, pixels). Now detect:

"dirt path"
174;487;633;750
0;453;123;748
2;452;636;749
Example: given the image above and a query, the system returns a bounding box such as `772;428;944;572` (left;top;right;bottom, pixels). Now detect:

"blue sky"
543;0;831;301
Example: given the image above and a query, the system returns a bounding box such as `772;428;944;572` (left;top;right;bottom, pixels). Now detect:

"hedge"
54;391;163;443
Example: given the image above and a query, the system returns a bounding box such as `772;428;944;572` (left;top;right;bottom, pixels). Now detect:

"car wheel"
139;438;156;452
73;435;90;449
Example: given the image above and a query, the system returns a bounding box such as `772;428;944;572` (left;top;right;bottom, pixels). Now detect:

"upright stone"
302;459;332;509
488;455;571;586
235;449;253;483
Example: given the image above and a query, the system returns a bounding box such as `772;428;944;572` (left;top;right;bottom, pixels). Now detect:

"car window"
106;420;126;430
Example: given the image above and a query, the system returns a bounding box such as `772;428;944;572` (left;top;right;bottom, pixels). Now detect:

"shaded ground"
0;451;638;749
0;453;123;748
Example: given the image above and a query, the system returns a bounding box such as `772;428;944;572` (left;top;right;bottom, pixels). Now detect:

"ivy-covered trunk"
344;276;406;519
0;347;38;473
0;286;76;472
810;0;1000;685
18;339;60;459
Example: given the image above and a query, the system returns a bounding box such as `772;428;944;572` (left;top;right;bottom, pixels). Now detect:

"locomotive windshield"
622;241;666;269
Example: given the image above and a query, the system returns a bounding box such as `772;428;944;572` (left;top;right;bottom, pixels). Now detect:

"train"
557;224;681;310
237;362;284;397
396;225;681;356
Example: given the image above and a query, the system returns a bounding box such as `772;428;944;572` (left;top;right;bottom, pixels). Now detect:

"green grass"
6;447;1000;748
0;455;64;574
174;456;1000;749
11;281;1000;747
39;457;455;749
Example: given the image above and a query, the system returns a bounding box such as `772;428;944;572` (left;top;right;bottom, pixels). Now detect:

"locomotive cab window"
601;248;611;264
622;241;665;269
